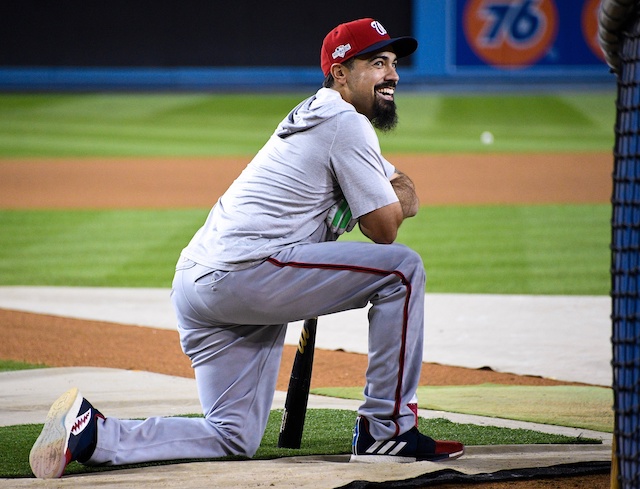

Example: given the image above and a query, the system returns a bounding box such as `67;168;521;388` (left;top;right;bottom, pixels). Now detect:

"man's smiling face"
343;50;400;132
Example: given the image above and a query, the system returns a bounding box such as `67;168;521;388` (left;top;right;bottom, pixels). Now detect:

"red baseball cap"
320;18;418;76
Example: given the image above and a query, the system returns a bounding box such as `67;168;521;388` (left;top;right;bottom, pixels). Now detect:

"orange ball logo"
463;0;559;68
581;0;605;62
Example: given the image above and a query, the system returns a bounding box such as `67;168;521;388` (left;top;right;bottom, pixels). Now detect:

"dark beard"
371;98;398;132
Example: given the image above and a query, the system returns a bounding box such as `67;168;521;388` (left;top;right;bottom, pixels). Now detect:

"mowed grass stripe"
0;92;616;157
0;204;610;295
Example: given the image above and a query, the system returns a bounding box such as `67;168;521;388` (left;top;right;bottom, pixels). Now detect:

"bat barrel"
278;317;318;449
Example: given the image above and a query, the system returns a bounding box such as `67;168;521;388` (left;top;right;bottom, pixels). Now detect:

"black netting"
611;10;640;489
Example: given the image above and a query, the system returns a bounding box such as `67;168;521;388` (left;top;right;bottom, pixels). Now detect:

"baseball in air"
480;131;494;145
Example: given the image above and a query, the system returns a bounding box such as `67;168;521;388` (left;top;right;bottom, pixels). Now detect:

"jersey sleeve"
329;112;398;219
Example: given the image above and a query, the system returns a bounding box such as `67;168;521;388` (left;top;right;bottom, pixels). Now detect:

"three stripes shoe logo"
353;417;410;457
364;440;408;456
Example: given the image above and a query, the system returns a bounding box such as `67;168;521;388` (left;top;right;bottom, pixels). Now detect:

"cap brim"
355;36;418;59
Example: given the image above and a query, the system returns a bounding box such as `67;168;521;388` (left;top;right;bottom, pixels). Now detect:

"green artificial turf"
0;92;615;157
0;409;599;478
1;204;606;294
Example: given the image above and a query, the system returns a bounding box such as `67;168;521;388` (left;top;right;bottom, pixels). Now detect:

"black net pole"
611;12;640;489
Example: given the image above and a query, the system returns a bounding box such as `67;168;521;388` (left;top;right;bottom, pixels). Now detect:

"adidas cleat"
350;415;464;463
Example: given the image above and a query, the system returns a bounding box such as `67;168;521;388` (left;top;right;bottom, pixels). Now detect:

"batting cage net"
604;1;640;487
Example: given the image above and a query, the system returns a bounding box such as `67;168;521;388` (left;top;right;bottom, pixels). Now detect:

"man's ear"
330;63;347;85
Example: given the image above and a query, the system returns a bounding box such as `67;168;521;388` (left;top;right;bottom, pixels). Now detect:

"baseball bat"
278;317;318;449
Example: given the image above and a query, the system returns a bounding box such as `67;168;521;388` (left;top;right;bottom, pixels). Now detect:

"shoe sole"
350;448;464;464
423;448;465;462
29;387;83;479
350;454;416;463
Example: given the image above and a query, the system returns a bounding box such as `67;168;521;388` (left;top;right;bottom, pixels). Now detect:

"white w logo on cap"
371;21;387;36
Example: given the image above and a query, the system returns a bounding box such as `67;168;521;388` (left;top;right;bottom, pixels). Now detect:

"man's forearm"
390;171;419;218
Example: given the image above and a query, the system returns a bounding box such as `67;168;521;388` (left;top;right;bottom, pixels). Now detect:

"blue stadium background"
0;0;610;91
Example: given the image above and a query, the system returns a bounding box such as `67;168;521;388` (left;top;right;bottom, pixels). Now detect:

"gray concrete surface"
2;445;612;489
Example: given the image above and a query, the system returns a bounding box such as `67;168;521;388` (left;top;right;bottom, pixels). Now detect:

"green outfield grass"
0;204;609;294
0;91;615;156
0;92;614;294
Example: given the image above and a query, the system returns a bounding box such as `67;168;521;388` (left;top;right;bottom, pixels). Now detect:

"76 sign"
463;0;559;68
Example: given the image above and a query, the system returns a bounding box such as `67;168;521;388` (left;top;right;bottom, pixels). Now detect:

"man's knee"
392;244;425;284
213;438;261;459
206;419;262;458
234;434;262;458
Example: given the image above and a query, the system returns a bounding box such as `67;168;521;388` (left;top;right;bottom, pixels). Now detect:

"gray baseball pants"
89;240;425;465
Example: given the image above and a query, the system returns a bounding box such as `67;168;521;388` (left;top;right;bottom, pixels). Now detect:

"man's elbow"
374;235;396;245
358;204;403;244
360;223;398;244
373;228;398;244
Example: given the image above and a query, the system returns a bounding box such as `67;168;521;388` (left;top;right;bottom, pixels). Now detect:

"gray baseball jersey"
181;87;398;271
87;87;427;465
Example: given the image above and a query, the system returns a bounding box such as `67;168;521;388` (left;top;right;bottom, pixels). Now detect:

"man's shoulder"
313;88;356;115
333;109;374;137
